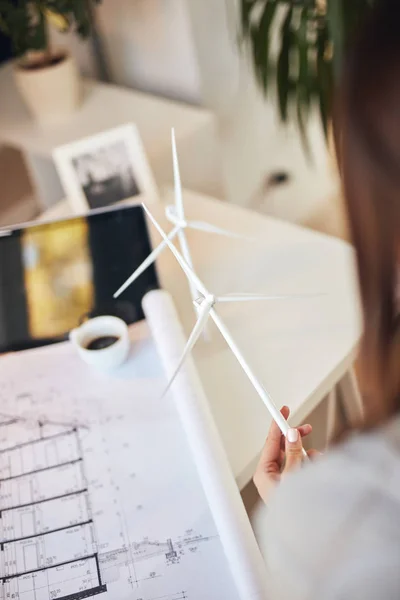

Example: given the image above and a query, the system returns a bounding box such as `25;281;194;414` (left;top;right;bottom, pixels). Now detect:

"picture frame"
53;124;159;214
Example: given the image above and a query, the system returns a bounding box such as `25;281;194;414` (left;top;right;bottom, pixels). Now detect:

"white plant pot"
14;53;82;124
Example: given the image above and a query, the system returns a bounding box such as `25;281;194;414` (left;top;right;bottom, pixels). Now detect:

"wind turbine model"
142;202;310;454
114;129;248;301
115;132;319;446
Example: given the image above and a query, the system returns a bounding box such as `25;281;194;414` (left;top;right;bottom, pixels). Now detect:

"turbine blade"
113;225;180;298
176;242;201;315
188;220;253;241
208;305;307;459
171;128;184;221
164;205;196;294
170;129;197;294
177;228;198;302
216;293;324;303
161;300;211;399
177;229;195;271
142;204;209;298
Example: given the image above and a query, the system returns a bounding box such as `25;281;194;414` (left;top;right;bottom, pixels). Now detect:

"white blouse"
264;417;400;599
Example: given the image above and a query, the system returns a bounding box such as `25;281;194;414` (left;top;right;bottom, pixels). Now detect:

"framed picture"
53;124;159;213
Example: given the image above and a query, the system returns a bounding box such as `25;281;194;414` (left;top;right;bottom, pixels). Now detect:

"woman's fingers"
298;424;312;437
258;406;290;470
254;407;290;503
280;423;312;450
254;409;319;504
282;428;304;474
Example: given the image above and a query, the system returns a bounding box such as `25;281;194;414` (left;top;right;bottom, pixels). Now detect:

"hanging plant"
240;0;375;148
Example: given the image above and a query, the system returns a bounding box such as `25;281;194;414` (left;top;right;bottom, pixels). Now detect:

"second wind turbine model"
114;129;248;301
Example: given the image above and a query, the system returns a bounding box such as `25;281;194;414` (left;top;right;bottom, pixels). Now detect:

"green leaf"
297;88;312;161
326;0;344;80
277;6;293;122
241;0;256;36
316;23;333;139
29;8;48;52
258;1;277;91
250;1;277;94
297;6;310;112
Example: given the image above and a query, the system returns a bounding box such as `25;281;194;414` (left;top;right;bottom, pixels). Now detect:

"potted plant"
0;0;102;123
240;0;375;150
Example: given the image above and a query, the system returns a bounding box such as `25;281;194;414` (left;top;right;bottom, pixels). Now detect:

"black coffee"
86;336;119;351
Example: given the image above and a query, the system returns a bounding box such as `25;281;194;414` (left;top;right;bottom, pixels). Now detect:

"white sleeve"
263;436;400;600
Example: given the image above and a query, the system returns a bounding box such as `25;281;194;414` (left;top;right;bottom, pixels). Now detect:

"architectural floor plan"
0;330;240;600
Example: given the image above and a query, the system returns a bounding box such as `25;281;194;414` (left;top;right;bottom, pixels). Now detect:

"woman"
254;1;400;598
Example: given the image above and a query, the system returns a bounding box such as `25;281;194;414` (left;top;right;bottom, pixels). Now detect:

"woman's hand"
253;406;319;504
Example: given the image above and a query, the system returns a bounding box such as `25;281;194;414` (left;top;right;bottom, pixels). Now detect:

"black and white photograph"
53;124;159;214
72;141;140;209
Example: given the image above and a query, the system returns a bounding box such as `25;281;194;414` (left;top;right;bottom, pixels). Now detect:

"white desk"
40;190;362;489
0;63;223;208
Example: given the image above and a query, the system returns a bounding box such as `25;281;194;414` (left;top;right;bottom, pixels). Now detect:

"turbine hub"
193;294;216;309
165;205;187;229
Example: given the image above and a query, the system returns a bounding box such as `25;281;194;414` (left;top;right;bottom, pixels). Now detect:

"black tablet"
0;204;159;353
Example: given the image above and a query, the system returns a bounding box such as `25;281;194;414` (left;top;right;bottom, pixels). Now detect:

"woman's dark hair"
334;0;400;425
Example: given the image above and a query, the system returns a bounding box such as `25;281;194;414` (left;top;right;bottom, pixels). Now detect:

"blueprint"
0;322;240;600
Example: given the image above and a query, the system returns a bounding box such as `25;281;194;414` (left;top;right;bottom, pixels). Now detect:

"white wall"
51;0;201;104
97;0;201;103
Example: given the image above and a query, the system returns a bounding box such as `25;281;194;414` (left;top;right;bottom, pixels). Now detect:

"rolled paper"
142;289;269;600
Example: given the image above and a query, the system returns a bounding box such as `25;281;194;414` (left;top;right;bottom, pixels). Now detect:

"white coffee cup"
69;316;130;370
